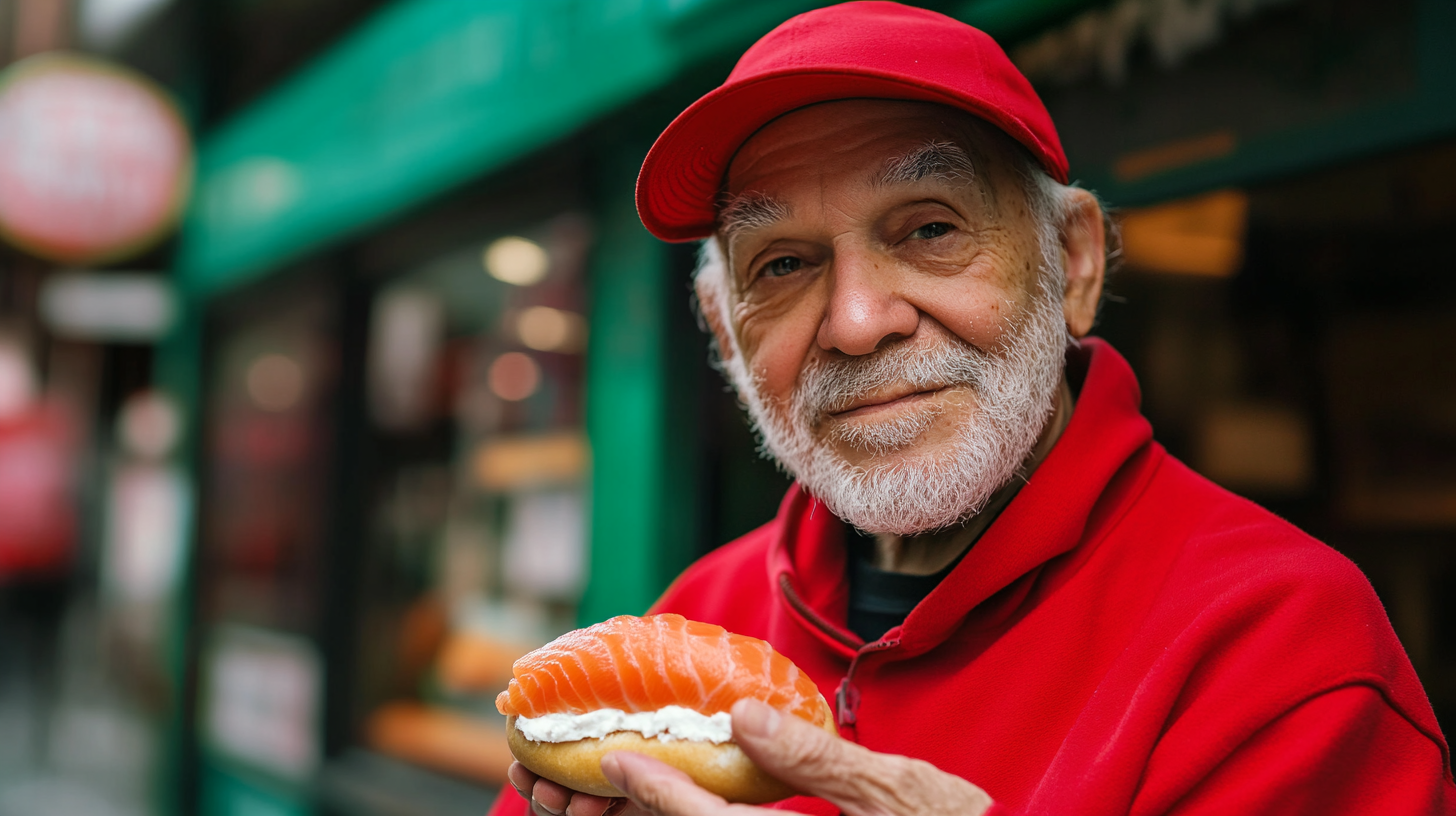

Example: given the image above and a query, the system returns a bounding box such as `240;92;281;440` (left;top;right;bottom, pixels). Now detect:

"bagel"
506;695;836;802
495;614;838;803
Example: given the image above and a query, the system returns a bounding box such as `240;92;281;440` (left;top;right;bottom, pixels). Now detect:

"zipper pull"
836;677;860;727
835;637;897;729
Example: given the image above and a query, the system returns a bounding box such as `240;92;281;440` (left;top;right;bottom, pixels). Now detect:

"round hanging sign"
0;53;193;265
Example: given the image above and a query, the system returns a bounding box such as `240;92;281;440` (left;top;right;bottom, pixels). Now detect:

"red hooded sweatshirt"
490;339;1454;815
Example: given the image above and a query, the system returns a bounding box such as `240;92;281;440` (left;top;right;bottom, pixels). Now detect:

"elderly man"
498;4;1453;815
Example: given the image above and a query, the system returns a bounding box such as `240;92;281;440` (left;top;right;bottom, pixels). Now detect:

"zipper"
776;573;903;729
836;636;900;727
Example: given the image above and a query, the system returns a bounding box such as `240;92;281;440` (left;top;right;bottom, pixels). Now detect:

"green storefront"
160;1;1456;813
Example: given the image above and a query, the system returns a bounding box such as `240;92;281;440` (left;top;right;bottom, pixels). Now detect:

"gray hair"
1016;154;1122;300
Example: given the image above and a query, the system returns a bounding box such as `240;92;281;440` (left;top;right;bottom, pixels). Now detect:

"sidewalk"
0;600;157;816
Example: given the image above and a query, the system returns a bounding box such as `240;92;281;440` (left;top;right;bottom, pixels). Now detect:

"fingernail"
538;804;563;816
600;753;626;791
733;699;781;738
603;800;628;816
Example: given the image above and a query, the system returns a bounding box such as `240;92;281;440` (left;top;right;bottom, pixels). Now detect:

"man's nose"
816;250;919;356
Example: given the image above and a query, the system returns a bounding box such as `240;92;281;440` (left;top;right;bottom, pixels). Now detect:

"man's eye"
910;222;952;239
762;256;803;278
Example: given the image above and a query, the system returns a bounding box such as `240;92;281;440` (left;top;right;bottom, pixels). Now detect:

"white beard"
724;272;1069;536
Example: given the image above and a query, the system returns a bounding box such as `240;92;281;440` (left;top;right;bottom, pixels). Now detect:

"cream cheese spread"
516;706;733;744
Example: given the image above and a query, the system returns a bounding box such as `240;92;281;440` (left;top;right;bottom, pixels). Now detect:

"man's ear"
1060;188;1106;339
694;276;737;364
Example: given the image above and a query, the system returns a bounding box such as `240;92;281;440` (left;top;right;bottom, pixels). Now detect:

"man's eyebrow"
716;192;792;240
876;140;978;187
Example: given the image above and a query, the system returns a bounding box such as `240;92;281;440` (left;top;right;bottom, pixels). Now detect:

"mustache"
793;332;994;422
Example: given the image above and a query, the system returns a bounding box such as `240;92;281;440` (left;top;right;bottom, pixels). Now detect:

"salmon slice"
495;614;826;726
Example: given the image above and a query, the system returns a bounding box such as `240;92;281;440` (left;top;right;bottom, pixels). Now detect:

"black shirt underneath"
845;528;959;643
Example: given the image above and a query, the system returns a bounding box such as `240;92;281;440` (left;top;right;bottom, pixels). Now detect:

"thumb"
730;699;992;816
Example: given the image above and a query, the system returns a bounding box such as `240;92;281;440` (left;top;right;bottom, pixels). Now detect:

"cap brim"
636;67;1070;243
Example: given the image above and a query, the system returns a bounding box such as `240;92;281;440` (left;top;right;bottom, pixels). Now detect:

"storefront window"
195;284;336;782
355;214;593;786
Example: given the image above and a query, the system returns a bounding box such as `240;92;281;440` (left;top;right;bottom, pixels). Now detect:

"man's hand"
507;699;994;816
508;762;620;816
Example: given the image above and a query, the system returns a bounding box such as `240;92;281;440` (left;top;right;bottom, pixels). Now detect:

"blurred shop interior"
0;1;1452;815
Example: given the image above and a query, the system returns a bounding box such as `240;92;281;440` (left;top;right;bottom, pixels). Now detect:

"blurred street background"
0;0;1454;814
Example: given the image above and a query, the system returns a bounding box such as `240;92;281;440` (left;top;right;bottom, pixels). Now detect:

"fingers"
559;792;619;816
530;776;572;816
600;751;747;816
729;699;993;816
507;761;624;816
509;762;543;800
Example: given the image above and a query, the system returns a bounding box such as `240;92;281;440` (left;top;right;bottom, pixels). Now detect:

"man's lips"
828;386;949;420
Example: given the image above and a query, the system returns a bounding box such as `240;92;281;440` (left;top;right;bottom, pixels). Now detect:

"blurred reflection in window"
195;288;335;781
101;391;190;704
358;213;592;786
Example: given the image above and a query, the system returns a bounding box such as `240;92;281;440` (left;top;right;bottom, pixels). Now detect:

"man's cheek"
739;328;813;399
746;351;799;407
923;289;1021;352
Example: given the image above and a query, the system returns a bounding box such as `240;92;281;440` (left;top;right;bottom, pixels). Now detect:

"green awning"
179;0;684;294
176;0;1099;296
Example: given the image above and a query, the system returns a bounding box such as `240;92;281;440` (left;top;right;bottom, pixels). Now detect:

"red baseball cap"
636;1;1068;242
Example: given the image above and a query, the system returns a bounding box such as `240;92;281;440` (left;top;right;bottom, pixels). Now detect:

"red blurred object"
0;404;76;579
635;0;1067;242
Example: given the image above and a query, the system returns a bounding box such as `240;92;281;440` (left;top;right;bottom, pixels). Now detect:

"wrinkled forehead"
720;99;1019;222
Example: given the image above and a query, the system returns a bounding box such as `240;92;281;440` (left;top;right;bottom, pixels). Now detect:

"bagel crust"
506;696;837;803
